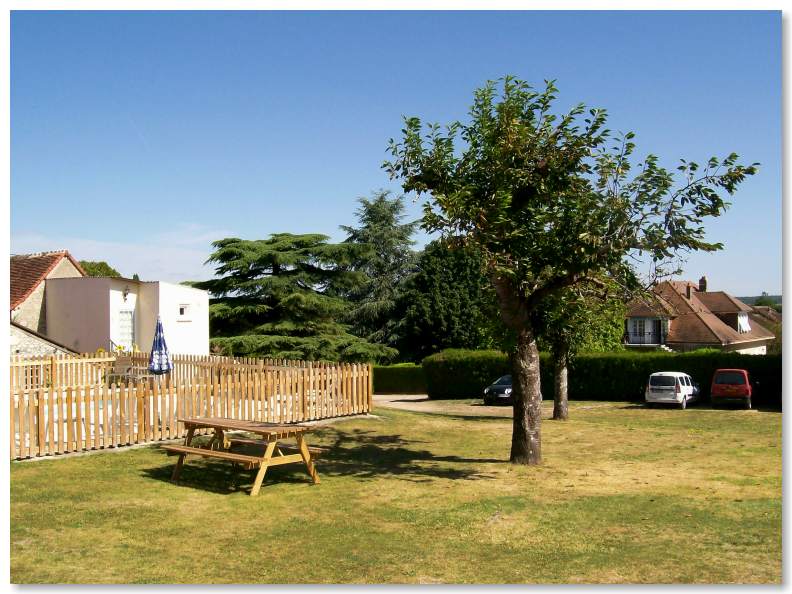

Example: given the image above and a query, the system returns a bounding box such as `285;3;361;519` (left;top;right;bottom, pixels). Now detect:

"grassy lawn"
10;400;781;584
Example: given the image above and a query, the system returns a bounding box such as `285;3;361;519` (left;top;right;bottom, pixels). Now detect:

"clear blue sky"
11;10;781;295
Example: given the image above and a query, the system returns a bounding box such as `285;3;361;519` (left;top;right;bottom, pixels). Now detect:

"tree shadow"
425;412;512;423
142;427;504;494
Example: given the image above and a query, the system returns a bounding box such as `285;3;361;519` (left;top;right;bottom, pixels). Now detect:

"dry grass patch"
11;400;780;584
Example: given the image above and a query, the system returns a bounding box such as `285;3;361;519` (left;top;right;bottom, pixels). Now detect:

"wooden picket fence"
10;352;116;393
10;355;372;460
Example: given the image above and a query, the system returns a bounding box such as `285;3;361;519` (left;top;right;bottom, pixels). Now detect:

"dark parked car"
483;375;513;405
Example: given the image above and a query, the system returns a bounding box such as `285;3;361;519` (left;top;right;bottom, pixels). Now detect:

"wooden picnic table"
163;417;321;496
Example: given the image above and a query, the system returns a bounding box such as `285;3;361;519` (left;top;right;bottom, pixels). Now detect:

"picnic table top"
178;417;312;438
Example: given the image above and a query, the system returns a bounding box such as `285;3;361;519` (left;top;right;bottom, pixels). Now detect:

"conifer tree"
341;190;419;346
194;233;397;362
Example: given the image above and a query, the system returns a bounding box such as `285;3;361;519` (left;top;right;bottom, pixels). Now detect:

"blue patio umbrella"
148;316;173;375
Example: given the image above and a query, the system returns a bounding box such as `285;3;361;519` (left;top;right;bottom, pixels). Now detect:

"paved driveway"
373;393;514;418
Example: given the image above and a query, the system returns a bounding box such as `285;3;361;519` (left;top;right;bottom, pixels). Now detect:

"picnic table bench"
163;417;322;496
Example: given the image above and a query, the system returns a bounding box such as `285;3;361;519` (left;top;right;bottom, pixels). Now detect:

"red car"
710;369;754;409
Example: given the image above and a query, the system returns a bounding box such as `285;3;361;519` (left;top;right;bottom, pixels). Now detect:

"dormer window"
737;312;751;333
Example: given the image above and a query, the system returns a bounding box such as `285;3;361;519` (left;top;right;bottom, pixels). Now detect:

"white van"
645;372;699;409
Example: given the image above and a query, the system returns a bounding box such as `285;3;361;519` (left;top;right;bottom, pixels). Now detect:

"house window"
178;304;191;321
737;313;751;333
633;319;645;337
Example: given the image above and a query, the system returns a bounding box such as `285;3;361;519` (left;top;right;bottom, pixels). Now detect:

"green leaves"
394;239;502;362
194;234;398;363
79;260;121;278
384;73;758;321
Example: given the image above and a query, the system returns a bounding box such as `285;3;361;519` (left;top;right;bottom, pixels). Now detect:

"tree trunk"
510;327;542;465
552;351;569;420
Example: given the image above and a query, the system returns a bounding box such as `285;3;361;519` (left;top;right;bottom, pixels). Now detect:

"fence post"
368;363;373;413
50;355;58;389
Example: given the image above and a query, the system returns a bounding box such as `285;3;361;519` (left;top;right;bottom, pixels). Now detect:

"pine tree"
340;190;419;346
194;233;398;362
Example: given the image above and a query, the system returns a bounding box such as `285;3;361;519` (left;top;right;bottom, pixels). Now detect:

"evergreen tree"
341;190;419;346
193;233;398;362
395;239;501;361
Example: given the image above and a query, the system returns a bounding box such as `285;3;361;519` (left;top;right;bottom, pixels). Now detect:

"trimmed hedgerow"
373;363;427;394
422;348;781;407
422;349;514;399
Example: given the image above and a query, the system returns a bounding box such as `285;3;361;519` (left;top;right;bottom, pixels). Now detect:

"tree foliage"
535;281;626;358
385;76;758;464
754;292;781;311
534;278;626;419
193;233;398;362
395;239;501;361
341;190;419;346
79;260;121;278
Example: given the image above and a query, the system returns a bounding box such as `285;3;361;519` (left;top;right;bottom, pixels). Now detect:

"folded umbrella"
148;316;173;375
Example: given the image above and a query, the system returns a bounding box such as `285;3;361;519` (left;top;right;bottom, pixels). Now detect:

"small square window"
178;304;190;319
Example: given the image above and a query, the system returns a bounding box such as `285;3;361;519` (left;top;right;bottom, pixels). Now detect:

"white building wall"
734;345;767;355
153;282;209;355
43;277;209;356
136;282;160;352
45;277;111;352
108;279;140;351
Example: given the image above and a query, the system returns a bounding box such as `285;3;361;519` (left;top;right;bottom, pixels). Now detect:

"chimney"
686;285;692;299
699;275;708;293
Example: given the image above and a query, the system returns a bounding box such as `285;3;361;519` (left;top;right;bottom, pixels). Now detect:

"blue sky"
11;10;781;294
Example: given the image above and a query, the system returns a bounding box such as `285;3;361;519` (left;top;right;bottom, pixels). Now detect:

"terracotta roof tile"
626;293;678;317
628;279;776;348
696;291;753;313
10;251;85;309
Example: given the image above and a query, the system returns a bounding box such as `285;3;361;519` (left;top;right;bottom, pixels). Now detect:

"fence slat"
10;353;370;459
36;389;45;457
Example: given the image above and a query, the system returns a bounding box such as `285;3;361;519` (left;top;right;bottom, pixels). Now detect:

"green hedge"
422;348;782;407
422;349;515;399
372;363;427;394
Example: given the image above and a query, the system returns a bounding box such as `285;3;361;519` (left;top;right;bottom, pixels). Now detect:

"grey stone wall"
10;325;73;357
11;257;83;335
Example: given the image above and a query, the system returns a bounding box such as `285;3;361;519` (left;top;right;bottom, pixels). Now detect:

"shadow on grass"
619;402;781;413
142;427;503;494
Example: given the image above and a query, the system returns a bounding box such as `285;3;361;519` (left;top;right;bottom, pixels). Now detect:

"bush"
373;363;426;394
422;348;782;407
422;349;513;399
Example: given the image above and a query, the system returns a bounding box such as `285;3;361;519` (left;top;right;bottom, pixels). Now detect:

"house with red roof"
10;251;85;355
11;250;86;335
10;250;210;356
625;276;776;355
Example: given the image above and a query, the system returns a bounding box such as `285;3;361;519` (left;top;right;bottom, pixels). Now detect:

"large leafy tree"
341;190;419;346
385;76;757;464
395;239;501;361
535;279;626;421
193;233;397;362
79;260;121;277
